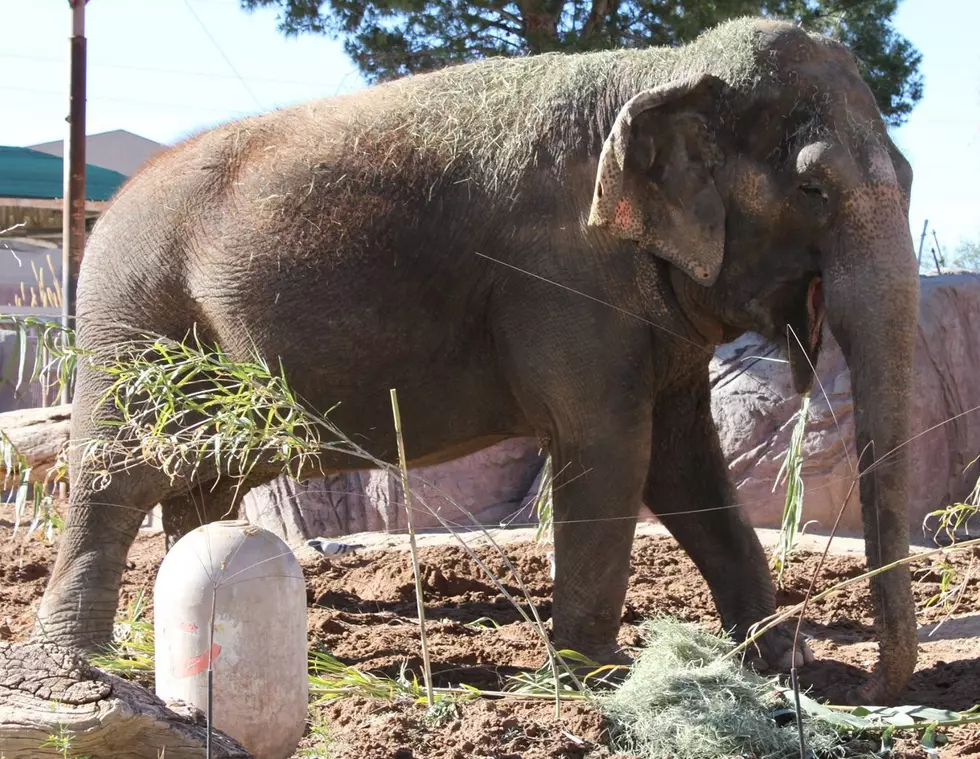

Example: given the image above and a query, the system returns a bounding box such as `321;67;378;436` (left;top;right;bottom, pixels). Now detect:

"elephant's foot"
32;603;116;654
738;620;815;673
849;674;908;706
849;678;892;706
845;646;917;706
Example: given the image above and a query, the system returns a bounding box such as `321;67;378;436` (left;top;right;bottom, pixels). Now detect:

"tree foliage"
241;0;922;125
950;238;980;271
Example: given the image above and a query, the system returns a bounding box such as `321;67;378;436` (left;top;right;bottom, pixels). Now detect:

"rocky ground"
2;509;979;758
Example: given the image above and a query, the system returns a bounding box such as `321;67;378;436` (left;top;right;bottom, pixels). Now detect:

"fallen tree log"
0;642;253;759
0;404;70;484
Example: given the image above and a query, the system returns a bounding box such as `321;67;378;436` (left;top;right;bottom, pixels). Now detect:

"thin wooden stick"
390;388;435;707
728;534;980;662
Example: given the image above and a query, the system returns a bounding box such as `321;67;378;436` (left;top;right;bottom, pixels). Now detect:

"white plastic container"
154;520;308;759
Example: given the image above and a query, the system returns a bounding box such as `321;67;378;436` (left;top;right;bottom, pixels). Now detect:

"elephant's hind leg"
33;450;173;651
161;474;273;550
643;373;813;671
34;360;184;651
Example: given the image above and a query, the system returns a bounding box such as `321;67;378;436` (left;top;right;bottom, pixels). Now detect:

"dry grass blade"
732;534;980;664
531;454;554;543
772;392;812;580
389;387;435;707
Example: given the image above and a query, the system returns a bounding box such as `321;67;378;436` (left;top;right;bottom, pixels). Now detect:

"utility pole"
916;219;928;269
931;229;944;275
61;0;88;405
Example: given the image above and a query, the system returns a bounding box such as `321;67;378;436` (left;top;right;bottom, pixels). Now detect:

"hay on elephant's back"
597;617;844;759
330;16;767;198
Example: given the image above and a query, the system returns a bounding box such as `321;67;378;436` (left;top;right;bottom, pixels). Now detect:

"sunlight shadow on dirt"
918;612;980;643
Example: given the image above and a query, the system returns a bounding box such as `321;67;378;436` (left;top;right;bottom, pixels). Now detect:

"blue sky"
1;0;977;252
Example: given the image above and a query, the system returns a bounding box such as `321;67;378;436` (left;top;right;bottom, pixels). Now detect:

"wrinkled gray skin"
35;17;918;703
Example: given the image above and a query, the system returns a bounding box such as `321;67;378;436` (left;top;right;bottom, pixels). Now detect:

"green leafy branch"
0;314;77;406
75;328;358;490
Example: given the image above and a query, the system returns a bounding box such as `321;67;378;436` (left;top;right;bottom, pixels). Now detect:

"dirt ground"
2;510;979;758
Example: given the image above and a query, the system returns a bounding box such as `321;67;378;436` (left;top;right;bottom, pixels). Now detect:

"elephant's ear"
588;74;727;287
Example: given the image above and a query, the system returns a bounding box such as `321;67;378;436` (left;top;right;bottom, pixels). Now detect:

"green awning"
0;145;127;202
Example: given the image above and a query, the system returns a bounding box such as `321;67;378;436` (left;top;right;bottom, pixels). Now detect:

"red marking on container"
174;643;222;678
179;621;199;633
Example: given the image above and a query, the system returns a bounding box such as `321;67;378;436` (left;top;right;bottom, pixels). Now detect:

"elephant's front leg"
644;373;813;671
550;419;652;662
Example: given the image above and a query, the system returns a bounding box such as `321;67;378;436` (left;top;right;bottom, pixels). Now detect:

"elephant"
35;16;919;704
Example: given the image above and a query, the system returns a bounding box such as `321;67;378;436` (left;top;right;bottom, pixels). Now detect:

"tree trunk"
0;404;71;484
518;0;561;53
0;642;253;759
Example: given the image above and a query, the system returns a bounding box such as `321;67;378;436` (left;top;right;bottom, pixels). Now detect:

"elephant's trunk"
822;184;920;703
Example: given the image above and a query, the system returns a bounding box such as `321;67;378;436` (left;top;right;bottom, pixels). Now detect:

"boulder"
241;437;544;546
716;270;980;538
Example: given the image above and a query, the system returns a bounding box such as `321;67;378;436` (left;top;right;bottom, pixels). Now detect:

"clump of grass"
308;649;435;704
916;461;980;629
39;725;92;759
81;329;333;487
296;713;334;759
531;455;554;543
771;393;813;580
598;617;845;759
12;252;63;313
0;310;77;409
90;589;155;684
505;648;620;697
923;460;980;546
0;311;75;543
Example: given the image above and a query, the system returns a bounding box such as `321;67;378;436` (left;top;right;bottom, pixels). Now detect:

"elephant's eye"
799;183;828;203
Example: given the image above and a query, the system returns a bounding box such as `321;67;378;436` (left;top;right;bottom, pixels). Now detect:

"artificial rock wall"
242;272;980;545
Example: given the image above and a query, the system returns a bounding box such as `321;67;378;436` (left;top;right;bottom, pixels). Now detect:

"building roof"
28;129;165;178
0;145;128;202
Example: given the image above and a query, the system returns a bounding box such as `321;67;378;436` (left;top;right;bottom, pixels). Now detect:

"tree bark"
0;641;253;758
0;404;70;484
580;0;615;44
518;0;561;53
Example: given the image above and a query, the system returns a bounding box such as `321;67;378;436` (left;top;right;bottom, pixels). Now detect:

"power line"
0;84;264;114
0;53;347;88
182;0;264;110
